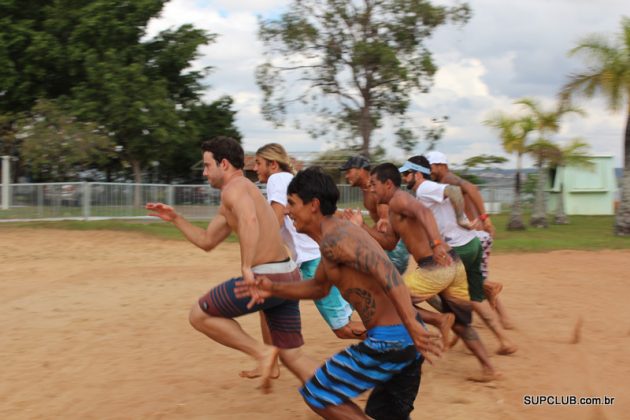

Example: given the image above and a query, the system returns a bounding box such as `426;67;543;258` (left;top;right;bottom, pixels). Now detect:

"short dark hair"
370;163;401;187
409;155;432;180
287;167;339;216
201;136;244;169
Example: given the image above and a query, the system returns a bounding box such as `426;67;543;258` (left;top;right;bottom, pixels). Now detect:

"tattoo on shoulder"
351;241;403;292
321;225;403;292
345;288;376;325
320;230;346;262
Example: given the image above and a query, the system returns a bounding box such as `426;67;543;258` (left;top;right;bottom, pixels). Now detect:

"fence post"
82;182;91;220
38;184;44;217
2;155;10;210
167;185;174;206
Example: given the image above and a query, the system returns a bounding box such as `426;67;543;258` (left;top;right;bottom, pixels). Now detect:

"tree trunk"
530;161;548;228
359;103;372;158
131;159;143;208
614;109;630;235
554;182;569;224
507;155;526;230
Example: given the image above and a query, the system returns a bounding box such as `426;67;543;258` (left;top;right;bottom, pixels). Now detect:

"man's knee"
188;302;208;330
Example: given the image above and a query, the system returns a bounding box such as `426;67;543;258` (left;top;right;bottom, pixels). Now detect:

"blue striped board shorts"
300;323;423;419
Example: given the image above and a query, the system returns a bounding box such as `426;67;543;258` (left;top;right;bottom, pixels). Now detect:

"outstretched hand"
146;202;178;222
235;274;274;309
411;326;443;364
342;208;364;226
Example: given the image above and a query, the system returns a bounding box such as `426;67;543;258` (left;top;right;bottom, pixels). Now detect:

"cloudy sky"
147;0;628;168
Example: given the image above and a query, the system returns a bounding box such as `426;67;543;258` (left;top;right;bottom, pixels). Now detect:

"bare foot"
496;344;518;355
483;281;503;309
239;363;280;379
259;346;280;394
438;313;455;350
467;369;503;383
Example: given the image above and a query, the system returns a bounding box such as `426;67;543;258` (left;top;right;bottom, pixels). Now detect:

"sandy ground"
1;228;628;420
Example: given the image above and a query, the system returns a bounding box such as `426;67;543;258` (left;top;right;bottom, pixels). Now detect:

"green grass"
1;214;628;253
489;214;630;253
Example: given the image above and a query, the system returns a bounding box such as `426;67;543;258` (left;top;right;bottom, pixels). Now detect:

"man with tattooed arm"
236;167;442;420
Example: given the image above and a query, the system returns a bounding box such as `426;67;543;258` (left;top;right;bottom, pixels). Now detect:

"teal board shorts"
300;258;353;331
386;240;410;275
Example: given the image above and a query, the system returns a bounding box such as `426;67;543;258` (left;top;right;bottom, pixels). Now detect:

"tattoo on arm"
345;288;376;325
321;225;403;292
445;185;466;220
353;242;404;292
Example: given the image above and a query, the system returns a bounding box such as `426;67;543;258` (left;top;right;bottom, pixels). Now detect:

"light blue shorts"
300;258;353;331
386;240;410;275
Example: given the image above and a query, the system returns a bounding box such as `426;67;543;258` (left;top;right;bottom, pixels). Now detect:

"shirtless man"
400;156;516;355
146;137;314;392
340;155;409;275
243;143;364;379
351;163;501;382
426;151;514;329
236;167;442;419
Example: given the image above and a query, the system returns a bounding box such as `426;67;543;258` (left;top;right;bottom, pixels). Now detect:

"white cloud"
148;0;628;167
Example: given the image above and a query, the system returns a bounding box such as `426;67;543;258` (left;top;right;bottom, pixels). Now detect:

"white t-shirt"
266;172;321;265
415;180;476;247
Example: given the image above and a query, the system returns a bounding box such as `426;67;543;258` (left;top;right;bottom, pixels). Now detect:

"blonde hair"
256;143;295;174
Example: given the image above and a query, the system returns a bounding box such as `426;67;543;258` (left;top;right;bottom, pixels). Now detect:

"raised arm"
146;202;231;251
443;185;474;229
443;173;495;236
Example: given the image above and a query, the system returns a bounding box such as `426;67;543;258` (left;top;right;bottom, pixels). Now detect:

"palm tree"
526;139;560;228
548;139;593;224
516;98;585;227
561;17;630;236
484;114;535;230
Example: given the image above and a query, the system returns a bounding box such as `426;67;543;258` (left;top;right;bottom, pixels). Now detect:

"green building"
548;155;616;215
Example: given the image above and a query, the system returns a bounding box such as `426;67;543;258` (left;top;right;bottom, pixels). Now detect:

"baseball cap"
339;155;370;171
425;151;448;165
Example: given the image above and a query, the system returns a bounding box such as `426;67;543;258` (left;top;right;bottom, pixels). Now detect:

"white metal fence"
0;181;520;222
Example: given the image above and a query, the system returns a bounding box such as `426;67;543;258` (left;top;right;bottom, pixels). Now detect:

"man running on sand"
242;143;364;380
340;155;410;275
400;155;516;355
349;163;502;382
426;151;514;329
236;167;442;420
146;137;314;392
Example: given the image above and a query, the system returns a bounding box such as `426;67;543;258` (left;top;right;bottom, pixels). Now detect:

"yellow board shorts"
403;253;470;302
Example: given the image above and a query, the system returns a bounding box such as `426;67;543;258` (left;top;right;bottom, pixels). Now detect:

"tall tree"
561;17;630;236
526;138;558;228
256;0;470;158
0;1;241;186
516;98;585;228
484;114;535;230
16;99;114;181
